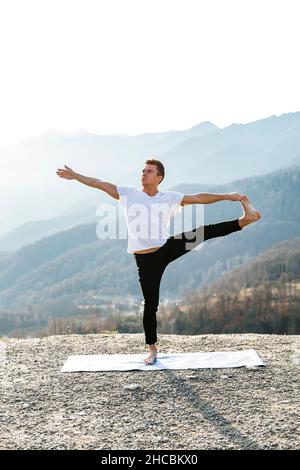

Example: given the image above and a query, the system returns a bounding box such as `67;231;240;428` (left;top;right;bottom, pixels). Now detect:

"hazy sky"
0;0;299;148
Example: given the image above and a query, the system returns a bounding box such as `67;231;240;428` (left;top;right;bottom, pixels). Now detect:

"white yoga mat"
60;348;265;372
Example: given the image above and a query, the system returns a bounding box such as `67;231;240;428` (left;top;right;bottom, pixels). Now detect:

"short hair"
144;158;165;183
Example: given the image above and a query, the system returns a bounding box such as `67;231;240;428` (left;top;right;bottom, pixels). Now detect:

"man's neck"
142;185;159;196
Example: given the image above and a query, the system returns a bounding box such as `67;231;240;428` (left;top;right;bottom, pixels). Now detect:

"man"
56;158;261;365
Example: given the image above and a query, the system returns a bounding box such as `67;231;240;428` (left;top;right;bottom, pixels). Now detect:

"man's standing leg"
134;250;168;364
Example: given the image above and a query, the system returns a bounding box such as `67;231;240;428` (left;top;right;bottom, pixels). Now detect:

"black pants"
133;218;242;345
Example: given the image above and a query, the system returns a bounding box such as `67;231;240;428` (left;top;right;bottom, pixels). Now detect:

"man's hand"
226;192;245;201
56;164;76;180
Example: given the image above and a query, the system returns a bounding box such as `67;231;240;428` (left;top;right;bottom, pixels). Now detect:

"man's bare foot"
238;195;261;228
144;345;158;365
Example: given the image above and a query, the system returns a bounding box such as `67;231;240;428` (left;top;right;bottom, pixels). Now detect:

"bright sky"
0;0;299;148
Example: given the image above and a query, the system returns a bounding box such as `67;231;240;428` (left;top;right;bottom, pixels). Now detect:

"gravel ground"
1;332;300;450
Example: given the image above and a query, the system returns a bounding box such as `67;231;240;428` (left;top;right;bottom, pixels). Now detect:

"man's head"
141;158;165;188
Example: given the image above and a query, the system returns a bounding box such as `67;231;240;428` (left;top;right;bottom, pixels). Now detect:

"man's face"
141;164;161;186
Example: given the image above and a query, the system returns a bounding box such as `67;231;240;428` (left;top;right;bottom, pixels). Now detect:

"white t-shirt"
117;185;184;253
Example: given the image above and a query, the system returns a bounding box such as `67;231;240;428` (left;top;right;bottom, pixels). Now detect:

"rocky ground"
1;332;300;450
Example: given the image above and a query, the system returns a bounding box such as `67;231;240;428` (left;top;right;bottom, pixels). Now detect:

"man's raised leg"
165;218;243;264
165;195;261;264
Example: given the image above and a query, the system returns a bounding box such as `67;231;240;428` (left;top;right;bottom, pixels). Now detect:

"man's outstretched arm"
181;192;244;205
56;165;120;200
